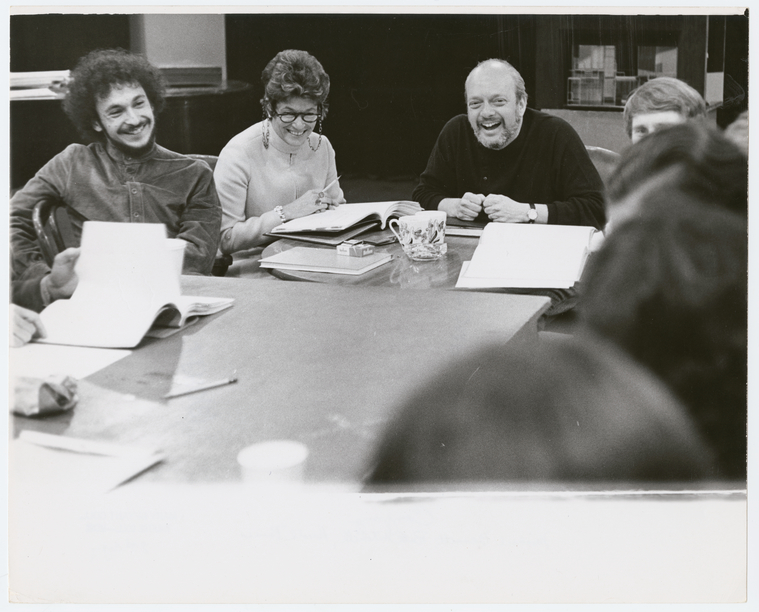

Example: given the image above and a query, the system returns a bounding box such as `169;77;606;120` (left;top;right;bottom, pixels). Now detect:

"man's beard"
106;121;157;157
474;115;522;150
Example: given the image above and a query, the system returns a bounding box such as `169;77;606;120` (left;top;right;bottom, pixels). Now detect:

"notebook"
260;246;393;275
445;218;487;237
264;220;380;246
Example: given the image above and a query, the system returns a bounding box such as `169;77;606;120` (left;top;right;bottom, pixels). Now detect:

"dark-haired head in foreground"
605;122;747;229
579;194;747;479
366;335;716;487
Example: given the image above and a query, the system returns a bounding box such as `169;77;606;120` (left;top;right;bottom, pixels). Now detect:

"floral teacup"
388;212;447;261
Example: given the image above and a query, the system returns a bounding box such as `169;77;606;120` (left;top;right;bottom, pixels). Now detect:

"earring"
308;117;323;153
262;118;270;150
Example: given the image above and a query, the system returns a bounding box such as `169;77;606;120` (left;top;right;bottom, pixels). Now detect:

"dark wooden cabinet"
157;81;256;156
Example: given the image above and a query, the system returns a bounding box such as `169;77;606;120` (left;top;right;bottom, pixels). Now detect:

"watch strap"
528;202;536;223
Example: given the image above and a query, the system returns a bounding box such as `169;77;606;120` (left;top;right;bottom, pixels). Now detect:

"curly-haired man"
11;49;221;311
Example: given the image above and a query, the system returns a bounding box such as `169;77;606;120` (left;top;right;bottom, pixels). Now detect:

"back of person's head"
606;121;748;226
578;195;747;479
63;48;166;143
623;77;707;138
366;336;717;488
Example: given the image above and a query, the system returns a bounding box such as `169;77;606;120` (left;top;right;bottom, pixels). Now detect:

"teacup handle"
388;218;402;244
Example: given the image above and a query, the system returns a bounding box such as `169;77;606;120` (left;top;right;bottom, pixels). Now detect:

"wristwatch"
527;202;537;223
274;205;287;223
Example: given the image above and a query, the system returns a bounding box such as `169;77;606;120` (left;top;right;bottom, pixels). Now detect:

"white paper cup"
237;440;309;484
166;238;186;277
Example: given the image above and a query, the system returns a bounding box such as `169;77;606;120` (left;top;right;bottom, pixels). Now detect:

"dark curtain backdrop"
225;14;536;177
10;13;747;182
11;14;131;71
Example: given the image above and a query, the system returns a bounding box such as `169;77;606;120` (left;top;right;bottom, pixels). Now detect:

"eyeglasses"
273;112;319;124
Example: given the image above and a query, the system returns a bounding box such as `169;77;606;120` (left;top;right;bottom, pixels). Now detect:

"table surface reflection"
258;236;480;289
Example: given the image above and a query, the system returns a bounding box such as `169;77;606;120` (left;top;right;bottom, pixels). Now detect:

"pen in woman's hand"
320;175;341;197
318;175;342;210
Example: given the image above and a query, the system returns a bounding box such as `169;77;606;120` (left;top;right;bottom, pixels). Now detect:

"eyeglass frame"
271;110;321;124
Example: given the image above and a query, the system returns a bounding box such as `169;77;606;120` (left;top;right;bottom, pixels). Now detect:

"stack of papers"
10;70;70;89
456;223;599;289
10;431;164;495
260;246;392;275
10;70;70;100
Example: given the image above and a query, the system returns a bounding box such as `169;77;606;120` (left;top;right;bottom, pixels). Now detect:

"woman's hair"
606;122;748;218
623;77;706;138
63;48;166;143
578;194;747;479
366;335;717;488
260;49;330;118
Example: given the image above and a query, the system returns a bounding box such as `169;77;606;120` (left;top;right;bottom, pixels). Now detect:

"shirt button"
134;213;140;218
483;176;488;181
131;189;137;194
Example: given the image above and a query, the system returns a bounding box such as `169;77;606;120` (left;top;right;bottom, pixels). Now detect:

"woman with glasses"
215;49;345;253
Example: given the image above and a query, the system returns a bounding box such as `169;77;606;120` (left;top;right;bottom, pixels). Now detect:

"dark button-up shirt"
10;141;221;283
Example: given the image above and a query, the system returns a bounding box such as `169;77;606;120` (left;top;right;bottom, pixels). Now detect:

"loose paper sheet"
9;343;131;380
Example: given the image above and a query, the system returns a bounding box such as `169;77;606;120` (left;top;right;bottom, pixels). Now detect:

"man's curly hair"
63;48;166;143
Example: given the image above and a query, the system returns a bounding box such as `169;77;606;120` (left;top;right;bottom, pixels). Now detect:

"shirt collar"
103;139;158;163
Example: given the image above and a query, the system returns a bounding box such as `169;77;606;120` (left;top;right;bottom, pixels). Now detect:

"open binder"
269;201;422;234
38;222;233;348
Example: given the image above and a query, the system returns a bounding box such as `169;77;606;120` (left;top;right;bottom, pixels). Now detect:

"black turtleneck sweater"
412;108;606;229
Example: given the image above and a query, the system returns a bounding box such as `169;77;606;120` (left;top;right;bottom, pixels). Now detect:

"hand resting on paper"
42;247;81;302
438;192;483;221
11;305;46;347
284;189;338;220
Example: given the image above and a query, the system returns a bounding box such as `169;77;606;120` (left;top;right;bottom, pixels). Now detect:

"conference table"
9;263;745;606
12;276;550;484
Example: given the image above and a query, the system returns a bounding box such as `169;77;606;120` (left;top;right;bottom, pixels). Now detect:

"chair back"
186;154;229;276
585;145;620;186
32;198;77;267
186;154;219;171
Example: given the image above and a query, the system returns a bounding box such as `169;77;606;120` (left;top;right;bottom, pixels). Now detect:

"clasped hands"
444;192;529;223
